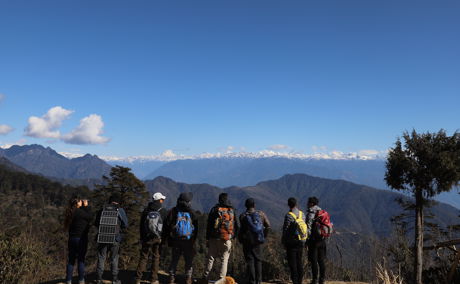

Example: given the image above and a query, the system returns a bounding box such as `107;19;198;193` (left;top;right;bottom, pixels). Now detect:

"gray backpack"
145;208;163;238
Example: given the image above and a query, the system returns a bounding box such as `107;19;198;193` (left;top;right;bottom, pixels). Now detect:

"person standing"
306;197;327;284
95;192;128;284
162;192;198;284
238;198;271;284
64;196;92;284
135;192;168;284
282;197;307;284
201;193;240;283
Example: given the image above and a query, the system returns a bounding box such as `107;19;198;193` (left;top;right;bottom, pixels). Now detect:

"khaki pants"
203;239;232;279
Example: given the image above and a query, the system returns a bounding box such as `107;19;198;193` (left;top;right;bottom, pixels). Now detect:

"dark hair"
109;192;122;204
218;193;228;204
288;197;297;208
63;195;80;231
245;198;255;209
308;196;319;206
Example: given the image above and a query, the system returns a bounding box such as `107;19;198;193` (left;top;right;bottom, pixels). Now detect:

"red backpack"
313;209;333;239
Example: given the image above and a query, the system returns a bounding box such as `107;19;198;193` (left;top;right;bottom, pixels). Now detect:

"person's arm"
191;211;199;242
281;213;291;246
306;208;315;236
233;208;240;239
94;209;102;227
119;208;128;229
261;211;271;238
237;214;245;243
139;210;147;239
206;207;215;241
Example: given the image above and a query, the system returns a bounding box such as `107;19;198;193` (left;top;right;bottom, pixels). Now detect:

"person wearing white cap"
135;192;168;284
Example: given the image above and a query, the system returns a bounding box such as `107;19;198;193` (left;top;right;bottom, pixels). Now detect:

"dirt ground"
44;270;369;284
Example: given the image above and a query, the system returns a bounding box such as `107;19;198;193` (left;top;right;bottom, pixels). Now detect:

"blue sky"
0;0;459;159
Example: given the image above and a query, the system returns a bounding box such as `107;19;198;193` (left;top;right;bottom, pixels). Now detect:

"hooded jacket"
139;200;168;241
162;193;199;247
206;194;240;240
306;204;322;239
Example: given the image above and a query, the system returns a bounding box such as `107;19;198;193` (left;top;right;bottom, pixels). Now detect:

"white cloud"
25;106;73;139
268;144;289;151
62;114;110;145
0;124;13;135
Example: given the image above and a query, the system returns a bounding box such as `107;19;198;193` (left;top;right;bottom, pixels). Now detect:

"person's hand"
82;199;88;207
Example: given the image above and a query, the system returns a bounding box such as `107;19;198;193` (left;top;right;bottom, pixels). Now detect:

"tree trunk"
415;189;424;284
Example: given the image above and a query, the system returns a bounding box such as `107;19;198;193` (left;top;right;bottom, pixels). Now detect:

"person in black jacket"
201;193;240;282
64;195;92;284
238;198;271;284
162;192;198;284
135;192;168;284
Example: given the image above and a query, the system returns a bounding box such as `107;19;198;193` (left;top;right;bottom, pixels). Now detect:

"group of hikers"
64;191;332;284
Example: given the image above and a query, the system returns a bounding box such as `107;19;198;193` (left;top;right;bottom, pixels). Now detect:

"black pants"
243;243;262;284
286;245;304;284
307;240;326;282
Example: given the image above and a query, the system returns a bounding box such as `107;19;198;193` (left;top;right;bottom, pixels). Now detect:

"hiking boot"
185;276;192;284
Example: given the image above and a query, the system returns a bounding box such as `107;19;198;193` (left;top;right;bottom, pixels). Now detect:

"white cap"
153;192;166;201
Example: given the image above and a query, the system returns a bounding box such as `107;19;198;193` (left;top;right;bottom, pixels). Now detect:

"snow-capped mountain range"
96;149;387;163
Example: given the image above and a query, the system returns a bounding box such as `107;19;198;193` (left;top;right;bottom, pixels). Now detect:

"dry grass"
375;263;404;284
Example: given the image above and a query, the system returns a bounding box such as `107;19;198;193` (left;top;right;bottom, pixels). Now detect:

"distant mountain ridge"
146;174;460;234
0;144;112;180
143;157;460;209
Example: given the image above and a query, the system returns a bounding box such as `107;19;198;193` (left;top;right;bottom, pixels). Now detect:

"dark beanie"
178;192;193;202
109;192;122;204
245;198;255;209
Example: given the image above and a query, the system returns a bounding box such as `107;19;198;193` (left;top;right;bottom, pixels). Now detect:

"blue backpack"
174;211;194;240
245;211;265;244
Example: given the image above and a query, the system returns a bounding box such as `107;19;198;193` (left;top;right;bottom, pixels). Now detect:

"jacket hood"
176;199;192;212
147;200;162;211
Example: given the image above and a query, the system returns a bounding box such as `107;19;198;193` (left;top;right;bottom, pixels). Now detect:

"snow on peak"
100;150;386;163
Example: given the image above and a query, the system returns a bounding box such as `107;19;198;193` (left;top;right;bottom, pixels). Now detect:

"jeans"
286;245;304;284
243;243;262;284
203;239;232;279
66;237;88;282
136;238;162;281
96;242;120;281
307;240;326;282
168;241;195;277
